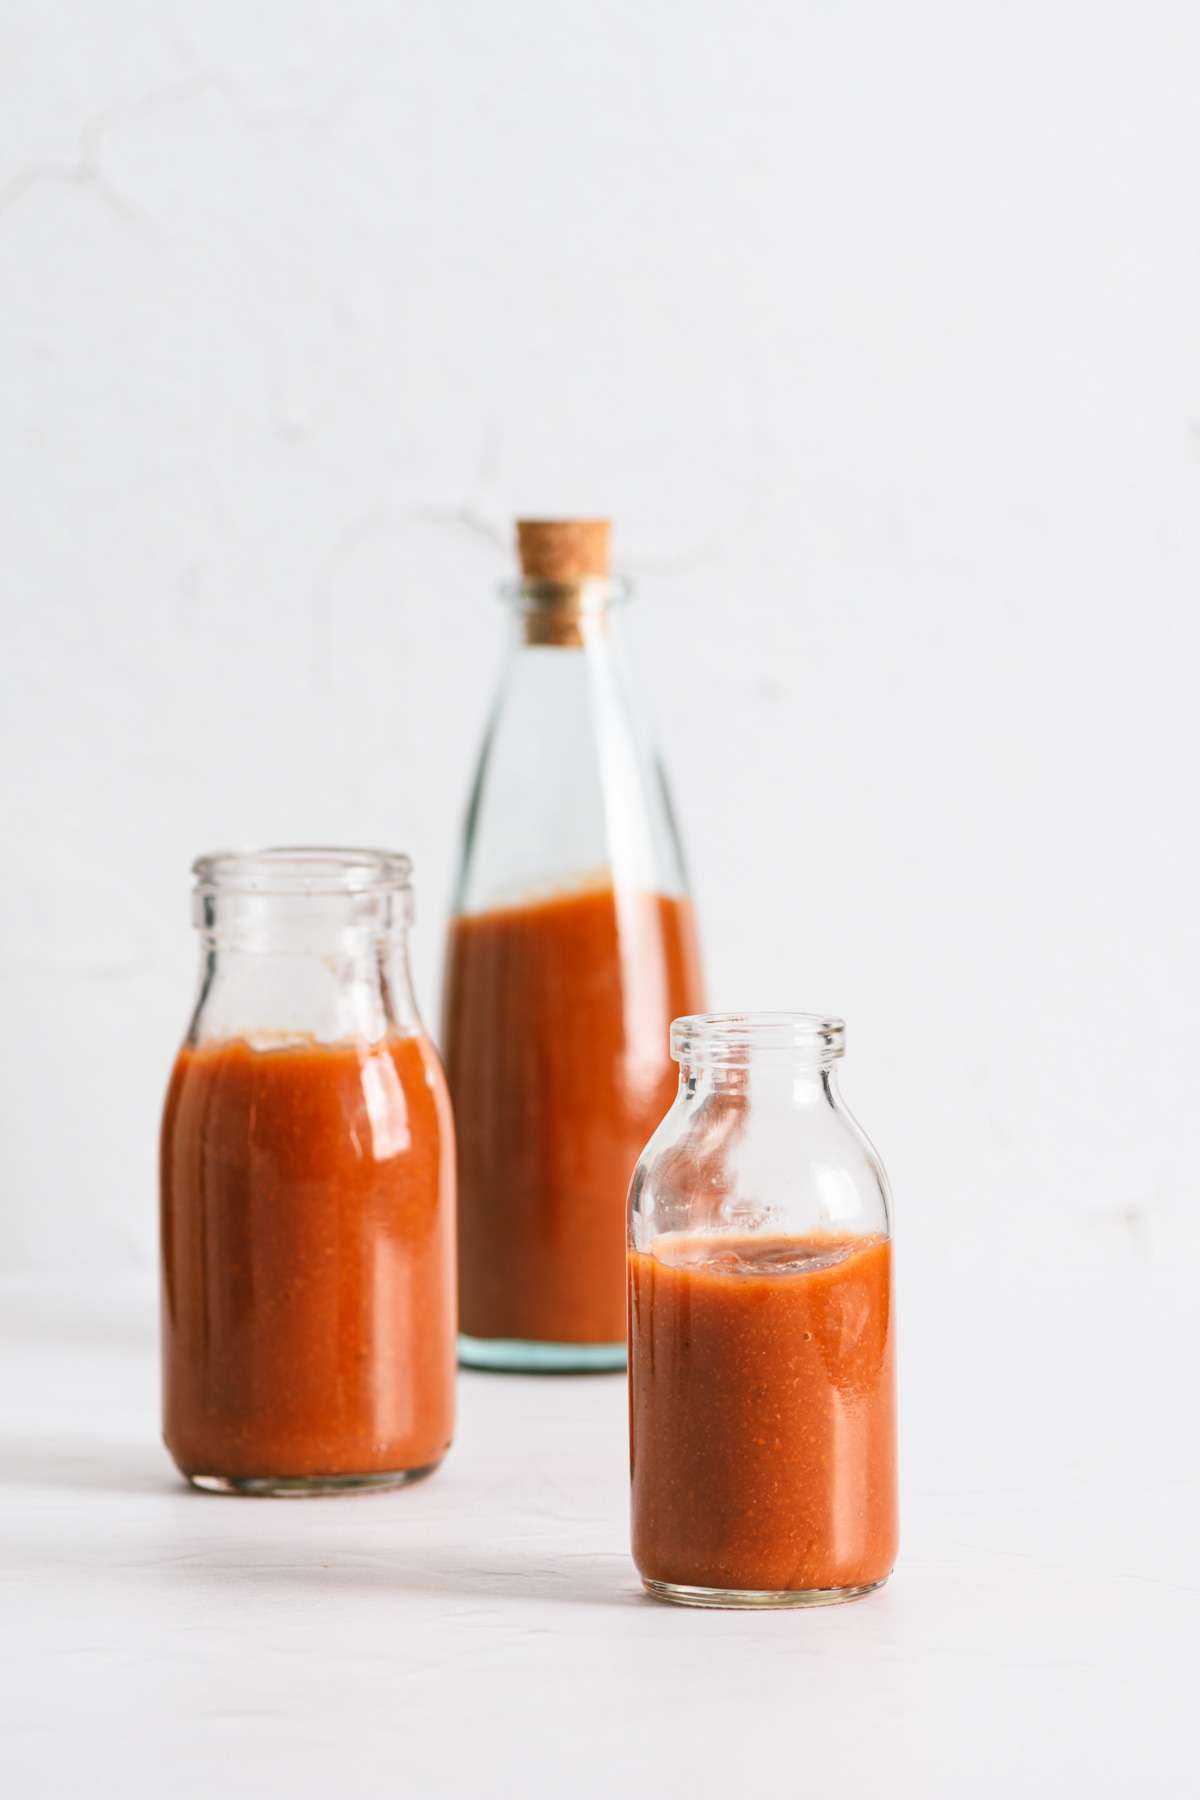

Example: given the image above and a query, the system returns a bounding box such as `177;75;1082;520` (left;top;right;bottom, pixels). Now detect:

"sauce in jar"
444;883;703;1352
629;1231;897;1598
161;1033;455;1490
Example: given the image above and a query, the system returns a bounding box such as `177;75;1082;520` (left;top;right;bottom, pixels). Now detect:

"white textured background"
3;0;1198;1274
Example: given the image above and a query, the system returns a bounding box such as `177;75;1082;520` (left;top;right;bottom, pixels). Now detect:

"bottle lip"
192;847;413;896
671;1011;846;1067
498;575;633;611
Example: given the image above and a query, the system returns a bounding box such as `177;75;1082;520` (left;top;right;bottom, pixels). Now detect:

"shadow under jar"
160;849;456;1495
628;1013;897;1607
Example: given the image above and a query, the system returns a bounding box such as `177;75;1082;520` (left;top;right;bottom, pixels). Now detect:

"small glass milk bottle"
442;520;703;1373
628;1013;897;1607
160;849;456;1494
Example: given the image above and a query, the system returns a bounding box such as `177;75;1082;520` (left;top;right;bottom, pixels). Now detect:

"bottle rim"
671;1011;846;1067
191;847;413;896
498;575;633;610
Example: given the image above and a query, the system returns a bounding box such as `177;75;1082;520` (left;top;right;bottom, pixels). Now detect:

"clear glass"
454;580;689;906
443;578;704;1371
160;849;456;1495
628;1013;897;1607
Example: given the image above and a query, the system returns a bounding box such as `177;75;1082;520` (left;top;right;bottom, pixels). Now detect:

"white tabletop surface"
1;1259;1193;1798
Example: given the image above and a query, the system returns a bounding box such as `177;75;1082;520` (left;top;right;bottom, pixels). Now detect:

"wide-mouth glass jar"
160;848;456;1495
628;1012;897;1607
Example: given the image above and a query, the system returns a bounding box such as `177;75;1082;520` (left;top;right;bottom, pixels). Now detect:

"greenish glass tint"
458;1334;627;1374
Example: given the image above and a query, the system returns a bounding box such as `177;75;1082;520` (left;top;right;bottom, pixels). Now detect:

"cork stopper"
516;519;611;584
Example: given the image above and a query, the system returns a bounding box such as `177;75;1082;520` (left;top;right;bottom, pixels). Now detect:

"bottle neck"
189;885;420;1046
671;1016;847;1099
508;576;631;650
184;851;421;1047
678;1059;841;1105
452;579;691;912
189;928;420;1047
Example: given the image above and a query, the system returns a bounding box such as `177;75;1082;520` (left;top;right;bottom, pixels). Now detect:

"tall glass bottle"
442;520;704;1371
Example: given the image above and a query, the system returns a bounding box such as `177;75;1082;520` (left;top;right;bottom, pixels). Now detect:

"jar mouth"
192;847;413;896
671;1011;846;1068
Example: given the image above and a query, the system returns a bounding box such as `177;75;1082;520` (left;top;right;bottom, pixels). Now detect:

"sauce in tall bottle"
442;520;703;1370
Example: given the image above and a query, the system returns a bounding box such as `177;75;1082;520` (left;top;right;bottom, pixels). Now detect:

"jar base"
458;1333;626;1373
642;1574;889;1610
185;1461;441;1497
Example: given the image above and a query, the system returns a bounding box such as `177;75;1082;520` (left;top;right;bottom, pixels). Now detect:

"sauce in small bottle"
630;1232;896;1597
160;850;455;1494
627;1014;898;1606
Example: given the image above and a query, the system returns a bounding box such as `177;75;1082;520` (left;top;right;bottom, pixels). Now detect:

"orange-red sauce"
160;1034;456;1481
443;884;703;1346
629;1233;897;1592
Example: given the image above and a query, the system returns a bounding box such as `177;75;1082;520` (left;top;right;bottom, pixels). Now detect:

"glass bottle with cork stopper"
442;519;704;1372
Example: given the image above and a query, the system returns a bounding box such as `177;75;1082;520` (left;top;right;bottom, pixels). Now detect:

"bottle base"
185;1462;441;1497
458;1332;626;1373
642;1574;889;1610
